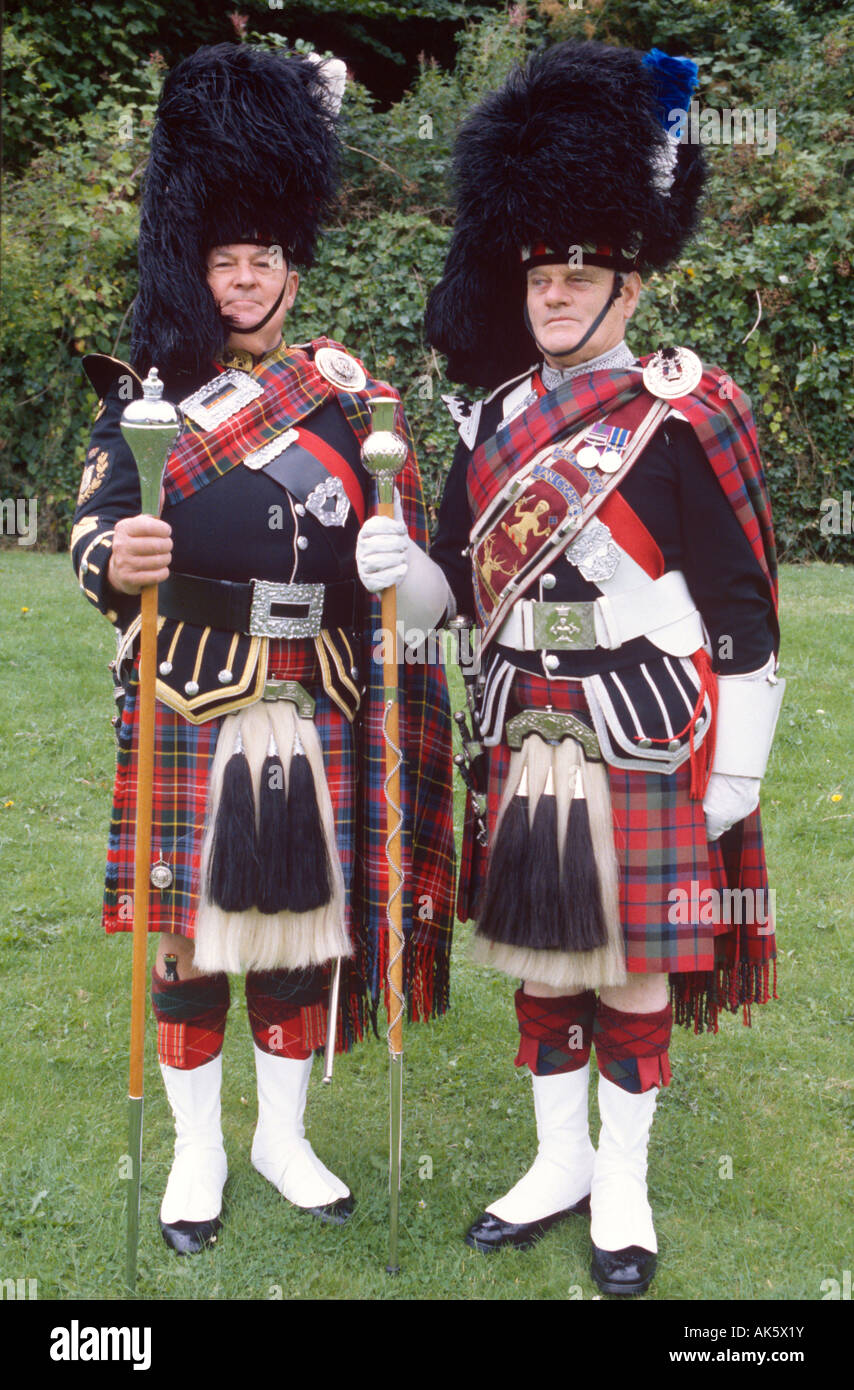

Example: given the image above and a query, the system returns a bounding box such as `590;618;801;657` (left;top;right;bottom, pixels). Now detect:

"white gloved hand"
703;772;760;841
356;488;408;593
355;488;453;630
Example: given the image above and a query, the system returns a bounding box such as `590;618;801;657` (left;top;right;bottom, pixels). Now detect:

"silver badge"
314;346;367;393
243;430;298;470
642;346;703;400
180;370;264;429
565;518;621;582
305;475;350;527
150;858;173;890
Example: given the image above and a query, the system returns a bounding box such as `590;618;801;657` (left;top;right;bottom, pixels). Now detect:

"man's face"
205;243;299;347
525;263;641;367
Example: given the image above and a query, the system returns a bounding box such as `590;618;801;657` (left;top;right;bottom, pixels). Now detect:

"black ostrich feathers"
132;44;341;377
425;40;706;389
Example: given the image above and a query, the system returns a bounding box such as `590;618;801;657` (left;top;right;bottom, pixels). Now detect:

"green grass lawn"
0;552;852;1302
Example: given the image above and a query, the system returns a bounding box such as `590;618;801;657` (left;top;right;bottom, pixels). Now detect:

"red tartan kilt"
104;639;354;940
458;672;774;978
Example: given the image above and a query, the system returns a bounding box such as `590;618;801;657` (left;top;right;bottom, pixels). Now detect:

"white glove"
712;654;785;777
355;488;453;631
703;772;760;841
356;489;408;593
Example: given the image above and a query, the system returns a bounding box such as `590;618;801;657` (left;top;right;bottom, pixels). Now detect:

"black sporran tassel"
475;765;531;946
256;731;290;914
285;729;332;912
519;764;564;949
560;764;608;950
208;726;259;911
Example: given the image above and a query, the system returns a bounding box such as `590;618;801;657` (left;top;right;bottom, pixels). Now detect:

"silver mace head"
360;396;408;505
120;368;182;517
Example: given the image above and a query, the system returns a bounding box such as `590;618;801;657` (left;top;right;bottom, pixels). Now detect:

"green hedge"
1;5;851;557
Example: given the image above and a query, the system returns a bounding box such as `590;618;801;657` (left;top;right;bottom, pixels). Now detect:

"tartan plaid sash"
468;359;779;615
103;340;456;1029
163;337;403;508
468;390;667;638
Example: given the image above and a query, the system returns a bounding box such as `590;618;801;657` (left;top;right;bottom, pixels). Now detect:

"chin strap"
224;281;288;337
524;272;624;363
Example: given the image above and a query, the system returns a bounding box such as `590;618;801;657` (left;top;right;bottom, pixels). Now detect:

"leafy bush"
0;59;163;545
1;3;851;557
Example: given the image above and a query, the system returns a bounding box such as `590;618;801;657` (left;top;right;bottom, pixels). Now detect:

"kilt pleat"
458;669;775;1032
104;640;352;937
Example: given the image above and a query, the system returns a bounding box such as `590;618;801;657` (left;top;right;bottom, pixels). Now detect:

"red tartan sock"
151;969;229;1070
593;998;673;1094
514;988;596;1075
245;971;313;1059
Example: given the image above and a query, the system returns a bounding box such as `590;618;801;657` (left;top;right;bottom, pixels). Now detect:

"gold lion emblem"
500;497;550;553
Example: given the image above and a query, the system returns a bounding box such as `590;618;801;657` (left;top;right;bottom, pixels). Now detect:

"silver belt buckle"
532;600;596;650
249;580;324;638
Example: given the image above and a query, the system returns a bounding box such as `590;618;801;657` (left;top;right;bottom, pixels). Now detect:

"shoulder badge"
77;449;110;504
442;393;482;450
441;393;473;427
642;347;703;400
314;346;367;393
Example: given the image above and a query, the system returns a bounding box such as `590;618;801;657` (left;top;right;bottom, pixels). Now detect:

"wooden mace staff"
119;370;181;1291
360;398;409;1274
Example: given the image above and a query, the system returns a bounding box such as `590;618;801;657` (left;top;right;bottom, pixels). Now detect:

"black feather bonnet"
131;44;341;378
425;40;706;390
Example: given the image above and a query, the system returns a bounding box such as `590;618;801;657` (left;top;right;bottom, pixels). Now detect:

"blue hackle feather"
642;49;699;136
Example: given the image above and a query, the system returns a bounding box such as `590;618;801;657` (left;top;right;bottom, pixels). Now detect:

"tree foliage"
1;1;851;556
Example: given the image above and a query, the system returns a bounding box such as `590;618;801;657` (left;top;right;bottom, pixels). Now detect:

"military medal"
598;448;623;474
575;445;600;470
574;422;631;475
642;346;703;399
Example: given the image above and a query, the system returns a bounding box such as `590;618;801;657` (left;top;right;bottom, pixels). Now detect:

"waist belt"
159;573;357;639
496;570;700;652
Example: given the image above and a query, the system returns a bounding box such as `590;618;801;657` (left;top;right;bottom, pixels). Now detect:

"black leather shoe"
591;1242;656;1295
465;1194;590;1252
159;1216;222;1255
305;1194;355;1226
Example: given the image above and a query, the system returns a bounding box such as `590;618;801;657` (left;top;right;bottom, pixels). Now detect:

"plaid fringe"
671;957;778;1035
